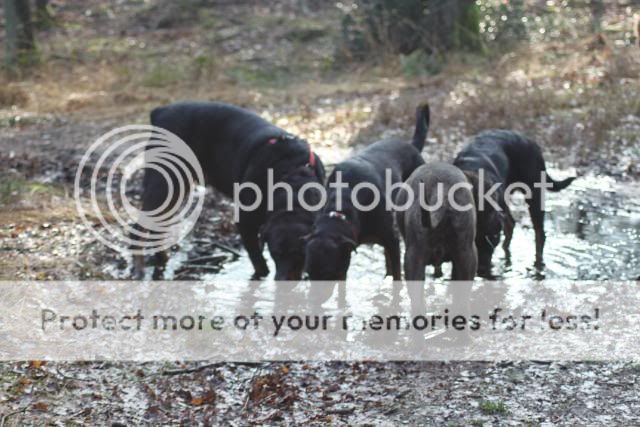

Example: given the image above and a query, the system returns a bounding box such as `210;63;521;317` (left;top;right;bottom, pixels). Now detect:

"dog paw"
251;267;270;280
131;268;145;280
152;266;166;280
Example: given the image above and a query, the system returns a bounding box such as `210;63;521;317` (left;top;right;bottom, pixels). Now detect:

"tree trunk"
339;0;482;61
590;0;605;33
35;0;53;29
4;0;36;66
427;0;481;52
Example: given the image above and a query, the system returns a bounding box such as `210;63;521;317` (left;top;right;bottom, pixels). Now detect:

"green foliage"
225;64;294;89
191;55;217;80
338;0;483;63
478;399;508;415
285;24;328;43
0;175;62;205
400;49;442;77
141;64;182;88
0;84;28;107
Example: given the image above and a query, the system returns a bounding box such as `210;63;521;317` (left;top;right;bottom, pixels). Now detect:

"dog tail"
411;103;430;151
420;180;446;229
421;204;446;229
546;173;576;192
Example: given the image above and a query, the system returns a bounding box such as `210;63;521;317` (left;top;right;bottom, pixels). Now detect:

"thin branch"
162;362;260;376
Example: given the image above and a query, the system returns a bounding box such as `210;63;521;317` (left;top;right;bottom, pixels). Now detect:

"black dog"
453;129;576;276
133;101;325;280
304;104;430;281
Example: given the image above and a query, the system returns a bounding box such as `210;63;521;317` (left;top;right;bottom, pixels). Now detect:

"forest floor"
1;0;640;424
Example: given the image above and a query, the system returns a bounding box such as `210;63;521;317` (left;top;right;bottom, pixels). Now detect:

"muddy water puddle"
104;170;640;324
154;170;639;282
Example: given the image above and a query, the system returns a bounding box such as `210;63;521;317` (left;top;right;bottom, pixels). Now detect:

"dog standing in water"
133;101;325;280
396;162;477;314
454;130;576;276
304;104;430;281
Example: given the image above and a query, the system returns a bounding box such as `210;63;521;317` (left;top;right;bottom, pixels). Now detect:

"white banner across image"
0;280;634;361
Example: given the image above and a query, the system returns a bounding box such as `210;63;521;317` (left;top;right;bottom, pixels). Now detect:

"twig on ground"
241;366;263;416
211;242;242;258
162;362;260;376
55;367;93;382
186;255;228;265
0;407;27;427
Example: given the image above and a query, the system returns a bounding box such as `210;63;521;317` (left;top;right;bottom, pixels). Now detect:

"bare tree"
4;0;36;66
35;0;53;29
590;0;605;33
341;0;482;59
427;0;482;52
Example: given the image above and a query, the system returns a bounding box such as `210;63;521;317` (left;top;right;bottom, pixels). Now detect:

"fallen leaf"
29;360;45;369
32;402;48;412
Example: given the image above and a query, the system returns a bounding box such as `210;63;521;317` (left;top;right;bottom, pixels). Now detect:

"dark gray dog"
396;162;478;282
396;162;477;315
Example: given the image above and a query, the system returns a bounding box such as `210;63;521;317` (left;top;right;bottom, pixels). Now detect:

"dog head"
262;165;325;281
261;213;312;281
304;232;356;281
304;214;357;281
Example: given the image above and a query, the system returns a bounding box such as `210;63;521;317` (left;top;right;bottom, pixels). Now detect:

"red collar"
307;150;316;168
268;137;316;169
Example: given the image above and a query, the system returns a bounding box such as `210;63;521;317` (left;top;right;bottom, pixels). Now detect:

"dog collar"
267;136;316;170
328;211;347;221
307;150;316;168
328;211;358;240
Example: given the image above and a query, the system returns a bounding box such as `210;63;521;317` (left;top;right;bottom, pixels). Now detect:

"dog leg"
384;238;402;281
502;206;515;261
151;251;169;280
449;244;476;344
133;167;175;280
451;245;478;281
528;193;546;269
238;221;269;279
404;245;427;315
433;264;443;278
404;247;426;282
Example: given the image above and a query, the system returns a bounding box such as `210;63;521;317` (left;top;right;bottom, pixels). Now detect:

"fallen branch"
189;240;241;258
211;242;242;258
186;254;228;265
0;407;27;427
162;362;260;376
